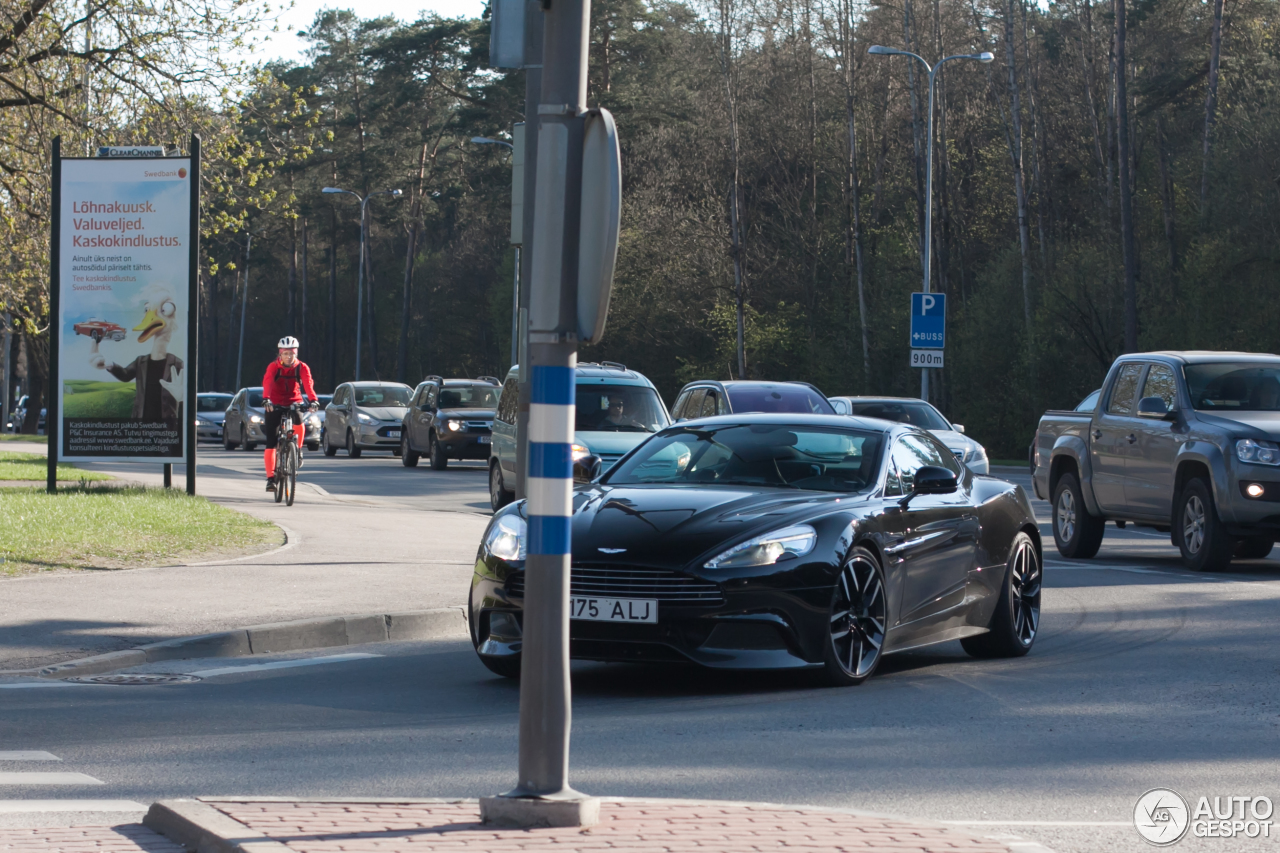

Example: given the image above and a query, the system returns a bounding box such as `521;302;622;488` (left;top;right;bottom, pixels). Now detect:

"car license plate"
478;435;490;444
387;430;400;438
569;596;657;623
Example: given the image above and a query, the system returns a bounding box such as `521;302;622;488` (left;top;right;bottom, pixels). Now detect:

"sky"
251;0;487;65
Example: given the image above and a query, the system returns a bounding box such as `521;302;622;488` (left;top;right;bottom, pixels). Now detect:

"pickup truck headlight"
705;524;817;569
484;514;527;562
1237;438;1280;466
446;419;464;432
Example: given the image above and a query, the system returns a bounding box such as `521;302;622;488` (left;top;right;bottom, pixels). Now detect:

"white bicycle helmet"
278;336;300;349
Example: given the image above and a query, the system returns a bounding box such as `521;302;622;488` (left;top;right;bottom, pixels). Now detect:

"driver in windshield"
598;395;642;429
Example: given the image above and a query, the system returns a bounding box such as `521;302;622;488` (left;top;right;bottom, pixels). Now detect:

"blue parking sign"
910;292;945;349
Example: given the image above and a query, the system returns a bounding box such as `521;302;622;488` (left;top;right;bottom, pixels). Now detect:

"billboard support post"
186;134;201;496
47;136;62;494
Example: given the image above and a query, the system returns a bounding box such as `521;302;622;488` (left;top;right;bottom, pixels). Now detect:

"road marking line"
0;682;113;689
0;800;145;813
0;773;104;786
942;820;1131;827
189;652;382;678
0;752;60;761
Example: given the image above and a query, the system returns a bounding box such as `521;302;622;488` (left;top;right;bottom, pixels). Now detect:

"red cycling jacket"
263;359;317;406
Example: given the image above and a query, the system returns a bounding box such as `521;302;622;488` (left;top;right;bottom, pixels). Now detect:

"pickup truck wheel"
1052;473;1105;559
1177;479;1234;572
1234;537;1274;560
962;532;1040;659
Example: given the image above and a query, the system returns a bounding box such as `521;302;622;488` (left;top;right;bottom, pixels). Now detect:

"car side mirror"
573;454;603;484
952;424;965;434
1136;396;1174;419
899;465;958;508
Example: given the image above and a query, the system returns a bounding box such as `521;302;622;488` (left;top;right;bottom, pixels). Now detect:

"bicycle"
269;401;310;506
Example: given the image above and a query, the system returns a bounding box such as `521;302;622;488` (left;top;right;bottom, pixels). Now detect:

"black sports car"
468;414;1042;686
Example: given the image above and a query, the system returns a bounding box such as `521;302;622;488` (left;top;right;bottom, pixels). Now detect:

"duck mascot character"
88;284;184;428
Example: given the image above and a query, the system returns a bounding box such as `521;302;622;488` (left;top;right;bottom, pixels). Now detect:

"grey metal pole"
235;232;252;392
355;195;368;382
922;62;936;403
511;246;520;369
515;0;544;502
515;0;589;801
1;311;10;433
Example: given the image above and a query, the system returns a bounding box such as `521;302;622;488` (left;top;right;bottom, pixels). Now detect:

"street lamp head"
391;189;403;197
867;45;896;55
471;136;492;145
322;187;344;194
976;51;995;62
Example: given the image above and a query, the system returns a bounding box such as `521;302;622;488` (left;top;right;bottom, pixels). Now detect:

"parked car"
1029;389;1100;474
323;381;413;458
401;377;500;469
830;396;988;475
470;412;1042;684
9;395;46;434
671;380;835;420
223;387;265;450
489;362;671;511
194;392;233;442
72;318;127;343
1033;351;1280;571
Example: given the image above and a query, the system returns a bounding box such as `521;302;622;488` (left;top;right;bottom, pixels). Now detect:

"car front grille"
465;420;492;431
508;565;724;605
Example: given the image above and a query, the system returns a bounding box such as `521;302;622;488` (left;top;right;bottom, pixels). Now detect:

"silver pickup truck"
1033;351;1280;571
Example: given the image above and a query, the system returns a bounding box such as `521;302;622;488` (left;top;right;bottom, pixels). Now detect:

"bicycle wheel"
285;441;298;506
273;432;287;503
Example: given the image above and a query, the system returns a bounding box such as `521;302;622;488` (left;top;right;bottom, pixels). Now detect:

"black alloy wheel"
1051;472;1104;559
401;435;420;467
821;546;887;686
242;426;256;452
1176;478;1233;571
322;428;338;457
962;531;1041;658
429;434;448;470
1234;537;1274;560
346;429;362;459
490;462;513;511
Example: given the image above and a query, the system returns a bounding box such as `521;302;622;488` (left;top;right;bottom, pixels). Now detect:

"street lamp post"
868;45;992;402
473;137;522;370
322;187;402;380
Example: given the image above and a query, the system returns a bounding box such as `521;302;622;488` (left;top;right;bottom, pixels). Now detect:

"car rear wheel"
242;426;256;453
1176;479;1234;571
821;546;886;687
1052;473;1104;559
346;429;362;459
490;462;513;511
1234;537;1274;560
429;434;447;470
962;531;1040;658
322;428;338;457
402;435;420;467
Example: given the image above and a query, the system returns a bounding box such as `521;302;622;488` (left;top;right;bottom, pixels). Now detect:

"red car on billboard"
73;318;127;343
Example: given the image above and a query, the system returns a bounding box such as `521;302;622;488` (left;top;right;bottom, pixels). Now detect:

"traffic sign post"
910;291;945;400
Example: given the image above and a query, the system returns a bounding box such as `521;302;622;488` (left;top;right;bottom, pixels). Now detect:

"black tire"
1052;472;1105;559
322;429;338;457
1176;478;1235;571
962;531;1041;659
402;435;420;467
284;444;297;507
429;434;447;470
223;431;238;451
490;462;513;512
346;430;362;459
820;546;886;687
1234;537;1274;560
306;441;320;452
242;427;256;453
273;447;285;504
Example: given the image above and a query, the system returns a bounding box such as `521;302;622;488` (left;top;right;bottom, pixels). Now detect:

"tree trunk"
1004;0;1034;334
840;0;870;390
1115;0;1139;351
1200;0;1225;219
288;218;298;336
328;211;338;389
1156;111;1179;281
364;218;381;379
904;0;927;265
22;333;46;435
300;218;308;351
716;0;746;379
399;141;429;384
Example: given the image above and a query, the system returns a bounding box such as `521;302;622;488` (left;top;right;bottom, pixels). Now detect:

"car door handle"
1093;429;1102;440
1127;433;1137;444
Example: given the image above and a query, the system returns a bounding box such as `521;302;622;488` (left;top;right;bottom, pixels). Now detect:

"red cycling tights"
264;424;307;476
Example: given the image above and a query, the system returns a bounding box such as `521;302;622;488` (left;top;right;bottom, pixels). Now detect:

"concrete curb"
141;796;1057;853
37;606;468;678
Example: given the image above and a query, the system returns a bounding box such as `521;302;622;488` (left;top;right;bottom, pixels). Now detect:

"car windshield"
316;395;332;407
354;386;412;407
1185;363;1280;411
605;423;884;493
245;389;264;408
197;394;232;412
439;385;499;409
576;385;669;433
726;384;834;415
845;401;951;430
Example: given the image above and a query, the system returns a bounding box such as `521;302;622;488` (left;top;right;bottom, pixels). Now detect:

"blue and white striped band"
527;362;576;556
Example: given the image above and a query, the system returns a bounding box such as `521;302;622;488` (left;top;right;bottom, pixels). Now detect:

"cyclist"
262;336;318;491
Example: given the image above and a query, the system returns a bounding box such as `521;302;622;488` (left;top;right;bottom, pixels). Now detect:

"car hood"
574;430;656;457
358;406;408;421
566;484;854;568
928;428;977;453
438;408;496;420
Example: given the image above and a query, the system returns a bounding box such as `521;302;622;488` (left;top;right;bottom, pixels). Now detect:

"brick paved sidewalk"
0;824;183;852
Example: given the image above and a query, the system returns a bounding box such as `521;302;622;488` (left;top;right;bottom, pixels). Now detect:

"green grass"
0;433;45;442
63;379;135;418
0;486;282;574
0;451;111;482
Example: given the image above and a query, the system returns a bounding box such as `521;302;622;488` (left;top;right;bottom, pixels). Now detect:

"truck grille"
508;565;724;605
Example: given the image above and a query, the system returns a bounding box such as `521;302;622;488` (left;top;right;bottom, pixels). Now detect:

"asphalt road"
2;456;1279;853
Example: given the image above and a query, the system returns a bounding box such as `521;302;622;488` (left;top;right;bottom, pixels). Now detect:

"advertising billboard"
53;150;198;463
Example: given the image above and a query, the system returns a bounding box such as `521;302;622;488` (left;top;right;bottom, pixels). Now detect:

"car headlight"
446;419;464;432
484;514;527;562
969;444;987;462
307;415;321;426
356;411;377;425
1237;438;1280;465
249;414;263;424
704;524;817;569
571;443;591;462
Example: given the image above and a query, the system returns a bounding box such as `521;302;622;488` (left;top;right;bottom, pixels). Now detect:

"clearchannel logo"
1134;788;1274;846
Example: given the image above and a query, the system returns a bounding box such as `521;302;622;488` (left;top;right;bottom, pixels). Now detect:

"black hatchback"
401;377;501;469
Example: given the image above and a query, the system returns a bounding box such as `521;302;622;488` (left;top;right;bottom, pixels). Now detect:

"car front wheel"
346;430;362;459
429;435;448;470
1052;472;1104;559
322;428;338;457
1176;478;1233;571
821;546;886;687
402;435;420;467
242;427;256;453
490;462;513;511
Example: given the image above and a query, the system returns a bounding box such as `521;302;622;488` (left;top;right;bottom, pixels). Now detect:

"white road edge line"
941;820;1132;827
0;773;104;786
0;682;114;690
189;652;383;678
0;752;60;761
0;800;145;813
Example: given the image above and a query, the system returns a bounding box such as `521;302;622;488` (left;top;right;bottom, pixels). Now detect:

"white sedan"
828;396;989;474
